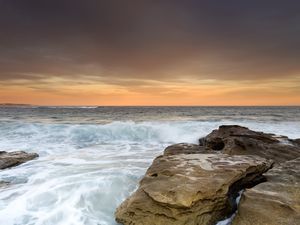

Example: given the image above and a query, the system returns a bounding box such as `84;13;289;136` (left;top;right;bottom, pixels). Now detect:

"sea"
0;106;299;225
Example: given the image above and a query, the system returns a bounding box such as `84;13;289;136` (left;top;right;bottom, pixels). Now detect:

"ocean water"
0;106;299;225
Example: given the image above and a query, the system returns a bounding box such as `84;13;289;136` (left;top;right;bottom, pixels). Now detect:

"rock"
293;138;300;147
0;181;10;188
200;125;300;163
163;143;207;155
115;153;273;225
0;151;39;169
232;157;300;225
116;125;299;224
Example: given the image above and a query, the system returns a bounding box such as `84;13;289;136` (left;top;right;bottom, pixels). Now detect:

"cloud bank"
0;0;299;105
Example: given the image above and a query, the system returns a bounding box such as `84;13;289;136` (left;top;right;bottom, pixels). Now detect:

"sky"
0;0;300;106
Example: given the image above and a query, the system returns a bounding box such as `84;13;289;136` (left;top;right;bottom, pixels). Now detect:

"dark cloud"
0;0;300;83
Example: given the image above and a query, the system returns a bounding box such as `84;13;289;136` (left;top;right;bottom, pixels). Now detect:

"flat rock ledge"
0;151;39;170
115;125;300;225
115;153;272;225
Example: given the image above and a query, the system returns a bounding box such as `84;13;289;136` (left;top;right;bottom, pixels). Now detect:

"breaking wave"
0;112;299;225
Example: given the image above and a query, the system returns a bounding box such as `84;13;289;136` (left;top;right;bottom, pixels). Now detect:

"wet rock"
0;181;10;188
163;143;207;155
115;153;272;225
293;138;300;147
232;157;300;225
0;151;39;169
200;125;300;163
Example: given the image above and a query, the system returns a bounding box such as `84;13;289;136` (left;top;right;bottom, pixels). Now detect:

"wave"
0;120;299;153
0;121;207;151
0;119;300;225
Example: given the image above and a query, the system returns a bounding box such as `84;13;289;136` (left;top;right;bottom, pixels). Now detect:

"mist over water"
0;106;299;225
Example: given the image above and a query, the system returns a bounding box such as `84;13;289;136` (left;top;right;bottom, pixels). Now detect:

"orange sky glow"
1;76;299;106
1;1;300;106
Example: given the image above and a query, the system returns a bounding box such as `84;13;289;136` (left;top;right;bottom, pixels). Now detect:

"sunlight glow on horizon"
1;75;299;106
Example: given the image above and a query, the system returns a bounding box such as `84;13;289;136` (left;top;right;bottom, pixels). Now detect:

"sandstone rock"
232;157;300;225
163;143;206;156
200;125;300;163
116;126;299;225
0;151;39;169
115;153;273;225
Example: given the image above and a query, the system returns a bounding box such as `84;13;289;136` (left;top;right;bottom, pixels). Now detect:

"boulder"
115;153;273;225
200;125;300;163
0;151;39;169
232;157;300;225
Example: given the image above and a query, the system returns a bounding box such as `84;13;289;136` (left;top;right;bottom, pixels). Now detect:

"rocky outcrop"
200;125;300;163
115;153;273;225
0;151;38;169
116;125;300;225
232;157;300;225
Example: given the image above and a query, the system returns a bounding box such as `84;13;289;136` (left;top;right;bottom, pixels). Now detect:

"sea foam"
0;107;299;225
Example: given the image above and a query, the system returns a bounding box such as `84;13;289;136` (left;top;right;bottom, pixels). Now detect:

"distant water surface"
0;106;299;225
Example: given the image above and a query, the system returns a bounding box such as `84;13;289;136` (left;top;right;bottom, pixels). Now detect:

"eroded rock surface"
232;157;300;225
163;143;207;155
0;151;39;169
115;153;272;225
200;125;300;163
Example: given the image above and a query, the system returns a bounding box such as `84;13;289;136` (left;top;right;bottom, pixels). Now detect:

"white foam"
0;120;299;225
216;190;243;225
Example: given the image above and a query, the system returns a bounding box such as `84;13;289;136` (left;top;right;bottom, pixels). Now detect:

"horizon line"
1;103;300;107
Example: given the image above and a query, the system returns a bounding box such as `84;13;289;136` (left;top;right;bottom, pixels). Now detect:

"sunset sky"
0;0;300;106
